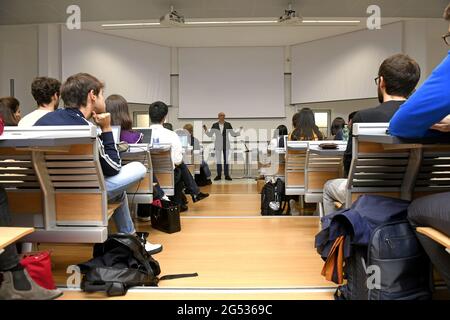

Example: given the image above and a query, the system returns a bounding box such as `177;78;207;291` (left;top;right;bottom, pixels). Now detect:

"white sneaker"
290;199;300;216
145;241;163;255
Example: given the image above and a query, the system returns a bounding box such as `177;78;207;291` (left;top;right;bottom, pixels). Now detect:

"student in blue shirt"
389;5;450;138
390;4;450;290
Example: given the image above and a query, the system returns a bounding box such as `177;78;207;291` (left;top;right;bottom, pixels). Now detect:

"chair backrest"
304;141;346;203
150;144;174;196
414;144;450;199
348;123;411;206
121;144;153;204
0;126;110;243
0;147;43;227
285;141;308;195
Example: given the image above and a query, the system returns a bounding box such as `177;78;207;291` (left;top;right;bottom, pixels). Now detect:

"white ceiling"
0;0;447;25
83;18;404;47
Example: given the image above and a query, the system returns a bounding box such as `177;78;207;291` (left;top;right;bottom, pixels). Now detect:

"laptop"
133;128;153;145
97;126;121;144
179;135;189;148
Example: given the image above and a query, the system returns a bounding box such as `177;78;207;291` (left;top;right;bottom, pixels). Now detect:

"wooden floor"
39;181;334;300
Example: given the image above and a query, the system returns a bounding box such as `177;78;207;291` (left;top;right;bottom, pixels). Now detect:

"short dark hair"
105;94;133;131
378;54;421;98
149;101;168;124
61;73;104;109
444;3;450;20
163;122;173;131
0;97;20;126
31;77;61;106
331;117;346;136
348;111;358;122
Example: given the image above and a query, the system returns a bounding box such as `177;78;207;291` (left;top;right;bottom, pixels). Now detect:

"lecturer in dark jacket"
203;112;242;181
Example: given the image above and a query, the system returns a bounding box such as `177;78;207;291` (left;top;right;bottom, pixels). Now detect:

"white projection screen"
291;23;403;104
62;28;170;104
178;47;285;118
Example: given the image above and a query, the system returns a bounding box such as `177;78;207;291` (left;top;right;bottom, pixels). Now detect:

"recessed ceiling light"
185;20;279;25
102;22;160;28
302;20;361;23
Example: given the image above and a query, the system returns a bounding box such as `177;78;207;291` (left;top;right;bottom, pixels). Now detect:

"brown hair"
61;73;104;108
183;123;193;135
0;97;20;126
105;94;133;131
444;3;450;20
291;108;324;141
378;54;421;98
31;77;61;106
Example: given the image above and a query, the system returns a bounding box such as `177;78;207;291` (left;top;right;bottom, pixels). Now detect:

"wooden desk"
0;227;34;253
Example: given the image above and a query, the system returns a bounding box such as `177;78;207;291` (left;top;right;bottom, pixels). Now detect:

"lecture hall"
0;0;449;304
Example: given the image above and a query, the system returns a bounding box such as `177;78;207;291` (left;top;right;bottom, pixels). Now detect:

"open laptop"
179;135;190;148
133;128;153;145
97;126;121;144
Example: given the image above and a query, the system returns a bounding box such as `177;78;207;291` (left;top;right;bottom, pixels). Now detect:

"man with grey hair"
203;112;242;181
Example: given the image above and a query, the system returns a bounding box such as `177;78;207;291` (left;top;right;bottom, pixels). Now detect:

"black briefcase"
150;203;181;234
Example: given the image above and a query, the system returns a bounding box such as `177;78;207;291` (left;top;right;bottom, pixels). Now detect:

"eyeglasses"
374;76;380;86
443;33;450;46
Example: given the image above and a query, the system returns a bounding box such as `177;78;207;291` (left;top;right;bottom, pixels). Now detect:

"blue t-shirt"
389;51;450;138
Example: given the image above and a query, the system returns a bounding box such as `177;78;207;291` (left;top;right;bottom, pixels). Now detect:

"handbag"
20;251;56;290
150;203;181;234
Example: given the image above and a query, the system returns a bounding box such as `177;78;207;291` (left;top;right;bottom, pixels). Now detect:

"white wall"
61;28;171;104
4;18;447;134
291;23;403;104
0;25;38;115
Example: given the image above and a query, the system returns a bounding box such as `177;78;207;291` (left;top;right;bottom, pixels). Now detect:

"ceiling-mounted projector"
278;4;303;25
160;6;185;26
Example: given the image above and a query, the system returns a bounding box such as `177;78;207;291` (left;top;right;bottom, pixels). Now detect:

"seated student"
18;77;61;127
269;125;288;150
163;122;173;131
0;97;21;126
389;5;450;138
106;94;170;213
149;101;209;209
0;188;62;300
289;108;324;141
341;111;357;142
35;73;162;254
329;117;346;140
322;54;421;215
388;5;450;289
183;123;212;185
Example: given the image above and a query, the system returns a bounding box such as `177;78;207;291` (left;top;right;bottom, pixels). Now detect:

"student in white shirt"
18;77;61;127
149;101;209;209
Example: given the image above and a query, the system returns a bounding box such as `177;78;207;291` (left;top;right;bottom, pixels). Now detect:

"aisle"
41;181;335;300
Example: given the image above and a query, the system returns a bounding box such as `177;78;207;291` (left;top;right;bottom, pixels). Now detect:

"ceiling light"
185;20;278;25
302;20;361;24
102;22;160;28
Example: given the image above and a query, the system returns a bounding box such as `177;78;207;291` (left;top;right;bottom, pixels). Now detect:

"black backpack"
78;233;198;296
261;178;286;216
335;221;432;300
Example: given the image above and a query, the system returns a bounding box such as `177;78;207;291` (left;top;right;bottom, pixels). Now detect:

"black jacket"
344;100;404;176
205;121;240;150
35;108;121;177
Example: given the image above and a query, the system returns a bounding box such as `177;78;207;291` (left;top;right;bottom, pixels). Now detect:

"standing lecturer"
203;112;242;181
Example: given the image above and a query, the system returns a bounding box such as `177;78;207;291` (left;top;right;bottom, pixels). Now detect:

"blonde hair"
183;123;193;135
